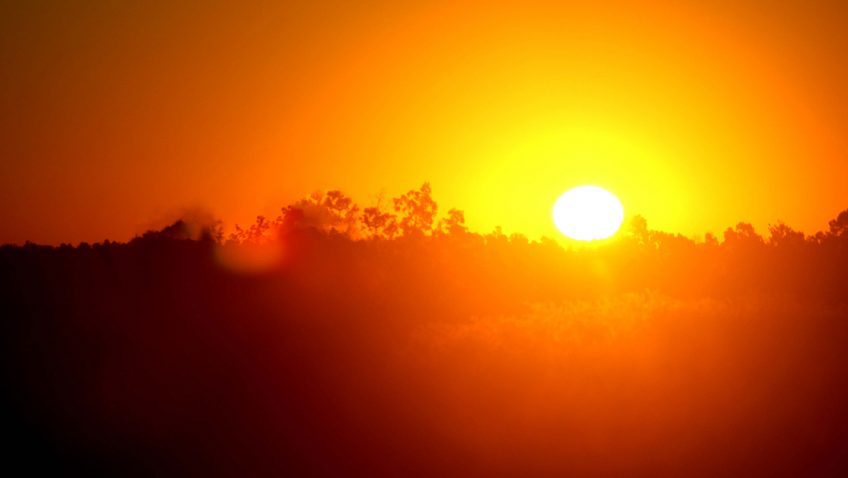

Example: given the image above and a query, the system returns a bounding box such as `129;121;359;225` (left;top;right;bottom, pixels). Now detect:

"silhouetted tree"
228;215;272;243
437;209;468;236
828;209;848;237
281;190;360;235
626;215;651;246
361;207;399;240
768;222;806;248
393;183;438;237
723;222;764;247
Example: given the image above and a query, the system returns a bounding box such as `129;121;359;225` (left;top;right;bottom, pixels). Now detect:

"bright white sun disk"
553;186;624;241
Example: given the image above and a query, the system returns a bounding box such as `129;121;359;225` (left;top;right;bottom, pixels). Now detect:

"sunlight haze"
2;0;846;244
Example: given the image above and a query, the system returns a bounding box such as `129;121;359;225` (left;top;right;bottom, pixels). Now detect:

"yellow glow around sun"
553;186;625;241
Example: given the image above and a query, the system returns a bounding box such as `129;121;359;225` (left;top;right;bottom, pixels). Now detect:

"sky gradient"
2;0;847;244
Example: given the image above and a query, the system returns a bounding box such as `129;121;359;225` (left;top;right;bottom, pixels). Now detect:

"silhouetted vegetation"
3;184;848;477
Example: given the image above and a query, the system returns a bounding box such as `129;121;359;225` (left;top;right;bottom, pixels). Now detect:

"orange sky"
2;0;847;245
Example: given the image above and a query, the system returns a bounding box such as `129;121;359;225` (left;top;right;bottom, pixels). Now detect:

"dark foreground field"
4;196;848;476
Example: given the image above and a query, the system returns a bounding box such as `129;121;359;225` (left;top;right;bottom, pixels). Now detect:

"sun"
553;186;624;241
